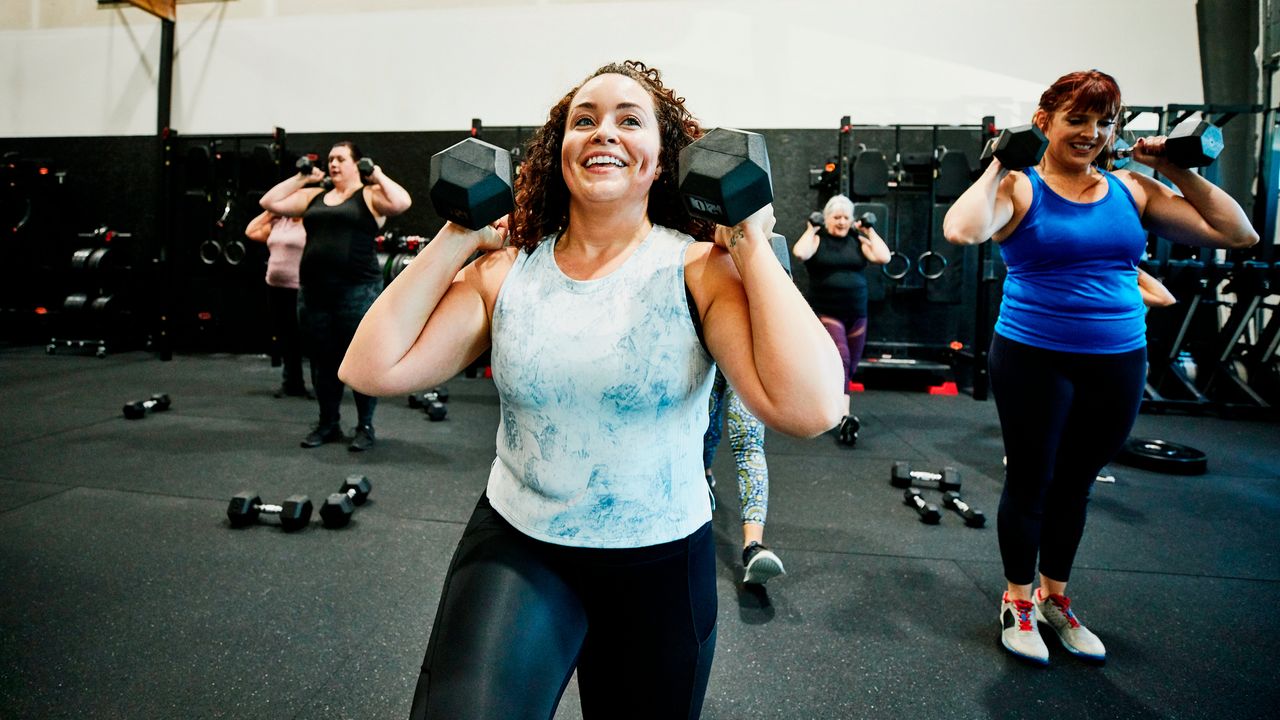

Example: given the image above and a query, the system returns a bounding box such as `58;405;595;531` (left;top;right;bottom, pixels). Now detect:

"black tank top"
300;188;381;287
803;229;869;319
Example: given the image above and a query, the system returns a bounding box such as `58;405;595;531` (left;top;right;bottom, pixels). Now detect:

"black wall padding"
934;150;972;202
852;150;889;198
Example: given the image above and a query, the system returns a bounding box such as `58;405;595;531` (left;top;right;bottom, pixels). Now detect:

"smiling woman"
337;59;842;719
942;69;1257;667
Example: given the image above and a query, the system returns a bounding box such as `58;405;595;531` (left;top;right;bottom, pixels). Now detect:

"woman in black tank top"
791;194;890;446
259;140;412;451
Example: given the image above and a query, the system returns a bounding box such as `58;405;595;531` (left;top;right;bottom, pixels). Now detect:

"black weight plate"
1115;437;1207;476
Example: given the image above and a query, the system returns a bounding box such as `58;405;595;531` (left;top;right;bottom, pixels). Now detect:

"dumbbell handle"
254;502;285;514
904;489;941;523
1111;137;1211;168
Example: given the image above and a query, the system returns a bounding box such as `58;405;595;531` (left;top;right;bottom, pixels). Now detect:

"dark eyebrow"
571;101;649;115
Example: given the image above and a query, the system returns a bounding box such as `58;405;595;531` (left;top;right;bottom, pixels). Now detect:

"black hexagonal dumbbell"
123;393;171;420
1111;119;1224;169
890;461;961;491
428;138;514;230
227;492;313;531
903;488;941;525
941;490;986;528
407;386;449;421
319;475;373;529
678;127;773;226
409;386;450;420
979;125;1048;170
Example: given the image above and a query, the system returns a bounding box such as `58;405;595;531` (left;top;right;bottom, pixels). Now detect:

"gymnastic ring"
917;251;948;280
882;252;911;280
222;238;246;266
198;238;222;265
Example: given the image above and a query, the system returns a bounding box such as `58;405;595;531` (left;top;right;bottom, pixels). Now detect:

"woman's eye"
621;116;641;127
574;116;595;127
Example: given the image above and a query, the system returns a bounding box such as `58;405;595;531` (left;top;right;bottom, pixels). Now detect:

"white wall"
0;0;1202;137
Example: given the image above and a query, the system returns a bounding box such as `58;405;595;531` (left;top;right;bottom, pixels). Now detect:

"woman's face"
825;207;852;237
560;73;663;208
1036;106;1115;171
327;146;357;185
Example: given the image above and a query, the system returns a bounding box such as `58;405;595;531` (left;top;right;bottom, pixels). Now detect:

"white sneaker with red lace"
1000;591;1049;664
1035;588;1107;662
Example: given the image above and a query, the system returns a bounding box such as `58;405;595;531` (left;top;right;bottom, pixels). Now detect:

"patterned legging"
702;370;768;525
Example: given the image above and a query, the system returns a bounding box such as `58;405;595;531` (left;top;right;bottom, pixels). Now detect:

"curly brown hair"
509;60;716;251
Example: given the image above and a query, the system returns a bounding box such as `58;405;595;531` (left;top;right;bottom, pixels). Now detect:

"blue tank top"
995;168;1147;353
486;225;716;548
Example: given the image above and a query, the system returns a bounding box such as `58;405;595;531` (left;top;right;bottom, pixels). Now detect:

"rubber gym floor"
0;346;1276;720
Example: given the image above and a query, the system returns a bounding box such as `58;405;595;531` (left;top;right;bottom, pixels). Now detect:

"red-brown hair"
1038;69;1123;121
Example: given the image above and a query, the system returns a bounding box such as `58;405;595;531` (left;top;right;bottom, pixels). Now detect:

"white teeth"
585;156;625;167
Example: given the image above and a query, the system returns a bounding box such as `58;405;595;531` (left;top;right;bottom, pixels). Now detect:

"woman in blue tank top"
339;61;844;719
943;70;1257;666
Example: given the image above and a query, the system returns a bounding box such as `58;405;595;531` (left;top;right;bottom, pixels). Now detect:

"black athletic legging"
988;332;1146;586
408;494;717;720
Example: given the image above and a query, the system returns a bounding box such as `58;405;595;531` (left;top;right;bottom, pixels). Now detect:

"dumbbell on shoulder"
123;393;171;420
428;138;514;231
319;475;373;529
1110;120;1223;169
678;127;772;226
903;488;941;524
941;491;986;528
891;461;961;491
227;493;313;531
979;125;1048;170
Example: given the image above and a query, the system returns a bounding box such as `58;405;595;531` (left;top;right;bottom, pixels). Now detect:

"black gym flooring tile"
0;347;1277;719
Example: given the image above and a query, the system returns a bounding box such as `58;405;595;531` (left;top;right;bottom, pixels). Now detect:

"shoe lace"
1013;599;1035;631
1047;594;1081;628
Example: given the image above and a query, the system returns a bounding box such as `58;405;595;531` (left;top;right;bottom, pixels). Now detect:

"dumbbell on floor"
941;491;986;528
412;389;453;422
891;461;961;491
227;493;313;531
903;488;941;524
320;475;373;529
123;393;171;420
408;387;449;421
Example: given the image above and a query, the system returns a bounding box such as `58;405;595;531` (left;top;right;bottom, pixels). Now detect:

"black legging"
268;286;304;389
297;282;380;428
988;332;1146;585
409;494;717;720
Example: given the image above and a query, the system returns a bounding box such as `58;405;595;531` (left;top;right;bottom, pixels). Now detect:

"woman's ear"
1032;108;1048;132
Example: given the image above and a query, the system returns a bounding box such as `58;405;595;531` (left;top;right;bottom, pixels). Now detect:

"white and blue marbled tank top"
486;224;716;548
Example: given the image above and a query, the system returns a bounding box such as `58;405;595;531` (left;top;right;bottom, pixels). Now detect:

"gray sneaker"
1000;591;1049;665
1035;589;1106;662
742;542;785;585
